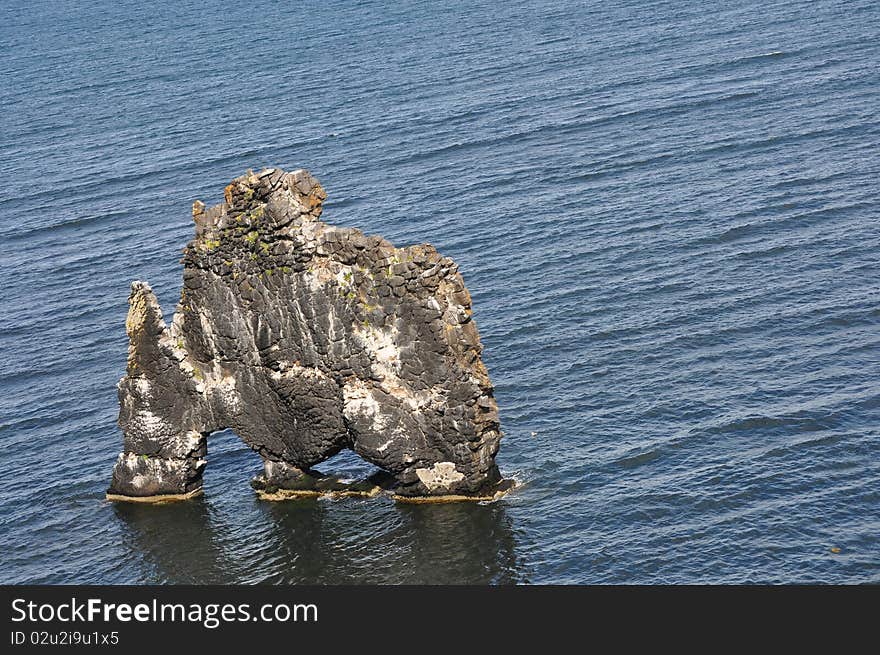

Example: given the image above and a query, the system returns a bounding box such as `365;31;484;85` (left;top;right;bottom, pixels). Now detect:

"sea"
1;0;878;584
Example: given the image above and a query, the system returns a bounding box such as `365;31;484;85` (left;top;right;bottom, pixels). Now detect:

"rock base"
105;488;204;503
104;478;516;503
254;486;383;501
391;479;517;503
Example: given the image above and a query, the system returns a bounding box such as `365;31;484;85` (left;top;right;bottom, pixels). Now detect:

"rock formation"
107;168;506;501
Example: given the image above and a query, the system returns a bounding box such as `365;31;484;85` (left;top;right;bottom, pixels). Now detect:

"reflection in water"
115;431;524;584
113;497;241;583
392;503;523;584
115;494;524;584
259;498;524;584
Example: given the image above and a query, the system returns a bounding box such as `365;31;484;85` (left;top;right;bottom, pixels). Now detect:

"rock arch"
107;168;505;501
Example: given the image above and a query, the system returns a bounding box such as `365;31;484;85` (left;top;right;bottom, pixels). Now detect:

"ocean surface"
1;0;878;584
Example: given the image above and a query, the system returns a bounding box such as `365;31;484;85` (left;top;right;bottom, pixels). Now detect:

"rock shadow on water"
112;496;243;584
112;486;524;584
257;497;524;584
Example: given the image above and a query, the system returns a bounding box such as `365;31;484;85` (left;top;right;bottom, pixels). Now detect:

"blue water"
1;0;878;584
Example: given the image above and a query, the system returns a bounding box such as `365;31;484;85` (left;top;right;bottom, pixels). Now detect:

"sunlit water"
1;0;878;584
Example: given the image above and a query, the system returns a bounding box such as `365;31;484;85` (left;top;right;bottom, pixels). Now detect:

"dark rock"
107;168;504;500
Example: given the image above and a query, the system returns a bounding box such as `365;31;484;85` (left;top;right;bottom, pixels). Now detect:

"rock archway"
107;168;505;502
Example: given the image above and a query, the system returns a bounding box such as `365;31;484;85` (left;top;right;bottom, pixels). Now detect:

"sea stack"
107;168;506;502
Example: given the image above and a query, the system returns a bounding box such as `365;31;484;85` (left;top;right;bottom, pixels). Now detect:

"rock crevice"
108;168;504;500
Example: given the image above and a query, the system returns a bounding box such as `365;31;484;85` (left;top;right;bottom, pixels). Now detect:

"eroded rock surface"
108;168;503;500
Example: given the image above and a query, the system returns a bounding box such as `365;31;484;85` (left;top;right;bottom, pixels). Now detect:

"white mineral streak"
415;462;465;491
272;362;328;379
204;372;241;414
355;324;401;381
345;325;445;453
133;408;169;435
288;275;318;359
342;378;388;432
298;218;323;243
135;378;151;398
